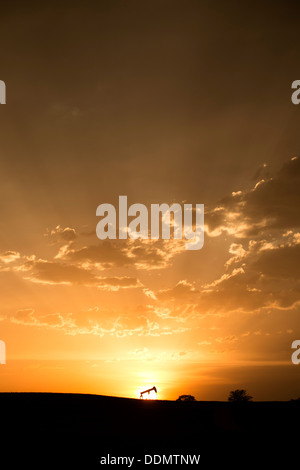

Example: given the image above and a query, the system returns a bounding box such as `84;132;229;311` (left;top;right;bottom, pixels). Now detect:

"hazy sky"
0;1;300;400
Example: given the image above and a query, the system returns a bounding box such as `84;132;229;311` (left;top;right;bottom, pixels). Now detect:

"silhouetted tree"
176;395;196;402
228;389;253;402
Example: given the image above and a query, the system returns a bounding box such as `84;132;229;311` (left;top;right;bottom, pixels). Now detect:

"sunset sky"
0;1;300;400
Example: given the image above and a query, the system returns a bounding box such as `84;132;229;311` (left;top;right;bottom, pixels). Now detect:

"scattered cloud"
2;158;300;350
45;225;77;244
0;251;21;264
205;157;300;238
9;307;191;338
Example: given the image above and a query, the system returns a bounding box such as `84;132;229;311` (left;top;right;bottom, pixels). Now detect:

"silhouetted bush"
228;389;253;402
176;395;196;402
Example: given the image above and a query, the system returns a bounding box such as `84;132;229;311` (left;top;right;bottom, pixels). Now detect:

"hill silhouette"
0;393;299;468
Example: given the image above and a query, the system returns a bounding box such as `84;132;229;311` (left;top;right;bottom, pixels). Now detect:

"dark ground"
0;393;299;468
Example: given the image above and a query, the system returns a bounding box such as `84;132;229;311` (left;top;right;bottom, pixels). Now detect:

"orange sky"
0;1;300;400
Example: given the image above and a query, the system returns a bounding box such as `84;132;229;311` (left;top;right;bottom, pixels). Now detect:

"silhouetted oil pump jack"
140;386;157;399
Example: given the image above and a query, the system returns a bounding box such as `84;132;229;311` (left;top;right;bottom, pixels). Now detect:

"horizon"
1;390;298;402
